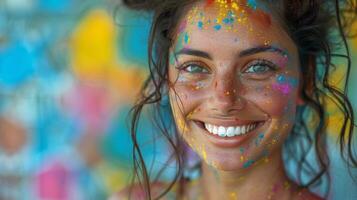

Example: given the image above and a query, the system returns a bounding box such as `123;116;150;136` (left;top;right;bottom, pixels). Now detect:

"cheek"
244;82;298;118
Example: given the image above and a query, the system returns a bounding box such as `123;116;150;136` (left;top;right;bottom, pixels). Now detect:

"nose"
209;74;246;115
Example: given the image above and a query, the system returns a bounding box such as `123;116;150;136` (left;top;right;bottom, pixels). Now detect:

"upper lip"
193;118;266;127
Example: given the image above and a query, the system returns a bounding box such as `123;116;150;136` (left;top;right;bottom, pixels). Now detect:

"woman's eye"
242;60;277;78
245;64;270;73
182;63;209;74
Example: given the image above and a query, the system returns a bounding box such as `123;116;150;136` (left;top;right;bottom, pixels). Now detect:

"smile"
204;122;262;137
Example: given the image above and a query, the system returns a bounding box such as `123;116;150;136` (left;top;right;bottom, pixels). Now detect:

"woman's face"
168;0;301;171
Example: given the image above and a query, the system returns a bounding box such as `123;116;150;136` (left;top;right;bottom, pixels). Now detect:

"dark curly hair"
121;0;357;199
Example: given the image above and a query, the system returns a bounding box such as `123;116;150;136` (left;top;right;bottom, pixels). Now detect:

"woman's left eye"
243;60;277;75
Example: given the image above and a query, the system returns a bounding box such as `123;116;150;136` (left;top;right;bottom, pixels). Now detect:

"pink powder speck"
272;83;291;95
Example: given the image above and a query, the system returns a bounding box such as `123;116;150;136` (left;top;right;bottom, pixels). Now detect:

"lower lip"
195;121;266;148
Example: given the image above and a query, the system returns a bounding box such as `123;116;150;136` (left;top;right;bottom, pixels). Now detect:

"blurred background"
0;0;356;199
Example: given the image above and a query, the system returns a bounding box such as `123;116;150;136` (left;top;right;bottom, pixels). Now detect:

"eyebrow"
174;45;287;60
175;48;212;59
239;45;287;57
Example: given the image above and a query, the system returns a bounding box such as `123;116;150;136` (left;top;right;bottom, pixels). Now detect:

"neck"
199;150;298;200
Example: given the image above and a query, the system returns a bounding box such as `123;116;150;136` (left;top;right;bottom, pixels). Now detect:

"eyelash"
243;59;278;74
177;61;210;74
176;59;278;75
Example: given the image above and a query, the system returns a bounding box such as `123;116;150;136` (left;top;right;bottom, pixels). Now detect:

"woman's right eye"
180;63;210;74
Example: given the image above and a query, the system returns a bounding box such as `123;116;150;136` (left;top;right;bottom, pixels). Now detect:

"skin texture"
167;1;322;199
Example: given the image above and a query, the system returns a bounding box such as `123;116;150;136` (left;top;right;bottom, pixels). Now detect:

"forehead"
173;1;296;56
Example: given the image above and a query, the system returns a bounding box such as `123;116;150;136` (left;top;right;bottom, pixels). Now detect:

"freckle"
215;81;218;88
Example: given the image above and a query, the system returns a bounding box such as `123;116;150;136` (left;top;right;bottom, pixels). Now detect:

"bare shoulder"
109;182;174;200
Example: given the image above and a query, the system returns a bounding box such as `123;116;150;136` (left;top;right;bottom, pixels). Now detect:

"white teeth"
241;126;246;134
226;127;235;137
203;122;260;137
213;126;218;135
218;126;226;137
235;126;241;136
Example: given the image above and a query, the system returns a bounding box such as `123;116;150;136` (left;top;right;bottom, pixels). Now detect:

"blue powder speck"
223;17;234;25
259;133;264;139
240;147;245;153
289;78;299;87
243;160;254;168
214;24;222;31
247;0;257;10
276;75;286;84
184;32;189;44
198;21;203;29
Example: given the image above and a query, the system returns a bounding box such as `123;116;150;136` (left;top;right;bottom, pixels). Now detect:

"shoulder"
109;182;174;200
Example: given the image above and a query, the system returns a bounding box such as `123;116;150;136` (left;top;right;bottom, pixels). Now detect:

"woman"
116;0;357;199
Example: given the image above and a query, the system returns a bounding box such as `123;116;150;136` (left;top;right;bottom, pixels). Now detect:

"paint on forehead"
184;0;272;35
247;0;257;10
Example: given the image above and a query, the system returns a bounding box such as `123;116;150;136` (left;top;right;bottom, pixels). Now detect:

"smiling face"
168;0;301;171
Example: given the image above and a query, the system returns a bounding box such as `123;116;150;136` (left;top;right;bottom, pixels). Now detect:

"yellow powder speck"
229;192;238;200
202;149;207;161
240;155;244;162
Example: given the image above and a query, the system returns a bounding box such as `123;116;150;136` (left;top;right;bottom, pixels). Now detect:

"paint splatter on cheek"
271;74;299;95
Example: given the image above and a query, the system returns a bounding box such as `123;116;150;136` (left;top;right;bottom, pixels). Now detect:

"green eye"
182;63;209;74
245;65;270;73
244;60;276;74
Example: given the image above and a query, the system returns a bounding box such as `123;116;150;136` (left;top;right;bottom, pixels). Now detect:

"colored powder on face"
223;17;235;25
272;83;291;95
240;147;245;153
184;32;190;44
273;75;299;95
247;0;258;10
205;0;215;7
243;160;254;168
254;133;265;146
214;24;222;31
229;192;238;199
197;21;204;29
277;57;288;68
276;75;286;84
178;20;187;32
289;77;299;87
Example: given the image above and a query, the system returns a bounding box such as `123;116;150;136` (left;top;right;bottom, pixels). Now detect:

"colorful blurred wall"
0;0;356;199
